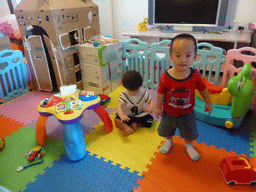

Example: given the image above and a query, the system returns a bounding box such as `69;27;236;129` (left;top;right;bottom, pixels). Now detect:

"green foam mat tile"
0;127;65;192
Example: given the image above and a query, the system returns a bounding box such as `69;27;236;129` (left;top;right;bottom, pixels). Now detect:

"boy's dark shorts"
157;110;198;141
115;114;153;128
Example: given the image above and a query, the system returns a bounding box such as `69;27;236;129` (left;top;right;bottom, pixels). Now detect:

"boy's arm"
155;93;165;118
199;88;211;103
199;88;213;115
145;99;154;113
117;101;130;122
117;101;125;116
156;93;165;109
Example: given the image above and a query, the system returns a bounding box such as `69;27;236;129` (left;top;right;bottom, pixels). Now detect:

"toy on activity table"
0;138;5;151
98;94;111;107
35;84;113;161
137;18;148;31
194;63;254;129
220;156;256;185
17;146;46;172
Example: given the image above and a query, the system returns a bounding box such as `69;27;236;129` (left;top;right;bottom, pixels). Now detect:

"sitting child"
114;70;154;136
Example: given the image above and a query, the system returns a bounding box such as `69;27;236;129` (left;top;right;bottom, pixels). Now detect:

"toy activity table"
35;90;113;161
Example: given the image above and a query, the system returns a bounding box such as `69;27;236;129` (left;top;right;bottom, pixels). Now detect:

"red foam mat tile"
134;136;256;192
0;114;25;138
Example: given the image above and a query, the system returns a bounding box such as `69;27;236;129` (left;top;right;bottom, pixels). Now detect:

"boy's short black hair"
170;33;197;54
122;70;143;91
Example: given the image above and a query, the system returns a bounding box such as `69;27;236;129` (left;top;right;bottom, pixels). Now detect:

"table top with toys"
37;85;100;124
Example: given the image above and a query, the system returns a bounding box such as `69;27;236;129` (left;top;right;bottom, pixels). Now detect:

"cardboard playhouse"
14;0;100;91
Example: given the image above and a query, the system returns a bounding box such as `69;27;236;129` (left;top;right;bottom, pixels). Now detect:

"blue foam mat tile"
175;115;252;157
24;153;143;192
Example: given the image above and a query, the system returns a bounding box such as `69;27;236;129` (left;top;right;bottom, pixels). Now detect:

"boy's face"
169;39;197;72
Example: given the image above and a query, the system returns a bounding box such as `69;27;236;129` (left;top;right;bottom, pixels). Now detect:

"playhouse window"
76;70;82;82
69;30;79;46
73;53;80;66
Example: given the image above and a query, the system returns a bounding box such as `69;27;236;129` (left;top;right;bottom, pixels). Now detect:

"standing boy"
156;34;213;161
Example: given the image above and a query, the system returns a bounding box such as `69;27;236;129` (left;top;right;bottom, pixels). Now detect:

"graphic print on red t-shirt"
169;87;192;109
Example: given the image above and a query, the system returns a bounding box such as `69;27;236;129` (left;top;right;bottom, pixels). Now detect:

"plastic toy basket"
0;49;29;104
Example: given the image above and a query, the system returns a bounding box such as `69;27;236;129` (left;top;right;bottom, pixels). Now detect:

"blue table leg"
63;121;86;161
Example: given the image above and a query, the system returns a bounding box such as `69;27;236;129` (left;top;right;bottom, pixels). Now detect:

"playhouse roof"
15;0;96;11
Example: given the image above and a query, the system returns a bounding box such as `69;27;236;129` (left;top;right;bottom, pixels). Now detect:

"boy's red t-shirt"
157;68;206;116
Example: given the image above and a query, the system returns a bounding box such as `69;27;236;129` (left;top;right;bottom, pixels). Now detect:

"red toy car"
220;156;256;185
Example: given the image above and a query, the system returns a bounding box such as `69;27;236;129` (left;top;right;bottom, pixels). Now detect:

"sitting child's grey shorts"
157;110;198;141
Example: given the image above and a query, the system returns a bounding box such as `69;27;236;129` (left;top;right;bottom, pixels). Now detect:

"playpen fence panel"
192;42;225;86
221;47;256;112
0;50;29;103
221;47;256;88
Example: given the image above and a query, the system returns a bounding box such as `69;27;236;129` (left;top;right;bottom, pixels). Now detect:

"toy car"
220;156;256;185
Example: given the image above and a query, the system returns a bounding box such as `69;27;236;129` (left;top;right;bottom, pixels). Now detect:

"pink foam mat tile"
0;91;53;124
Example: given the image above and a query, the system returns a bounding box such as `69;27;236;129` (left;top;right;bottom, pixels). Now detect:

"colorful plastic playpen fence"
0;50;29;104
122;38;256;110
122;38;226;88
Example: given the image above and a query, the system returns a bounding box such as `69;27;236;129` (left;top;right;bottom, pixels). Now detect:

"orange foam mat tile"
0;114;25;138
134;136;256;192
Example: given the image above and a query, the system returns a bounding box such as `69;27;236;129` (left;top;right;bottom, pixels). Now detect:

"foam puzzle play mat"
1;84;256;192
1;0;256;190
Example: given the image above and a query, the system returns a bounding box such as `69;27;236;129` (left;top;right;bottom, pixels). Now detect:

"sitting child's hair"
122;70;143;91
170;33;197;54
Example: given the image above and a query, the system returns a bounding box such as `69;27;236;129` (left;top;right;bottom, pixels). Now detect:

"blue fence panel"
192;42;225;85
0;50;29;104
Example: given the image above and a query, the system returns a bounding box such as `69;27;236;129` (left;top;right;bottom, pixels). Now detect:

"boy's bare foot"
131;122;138;130
122;122;138;136
114;118;137;137
123;127;136;136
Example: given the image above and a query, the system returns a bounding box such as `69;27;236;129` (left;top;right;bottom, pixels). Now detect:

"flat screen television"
148;0;237;30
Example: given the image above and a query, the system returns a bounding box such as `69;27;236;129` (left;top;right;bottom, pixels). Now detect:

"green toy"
227;63;254;119
194;63;255;129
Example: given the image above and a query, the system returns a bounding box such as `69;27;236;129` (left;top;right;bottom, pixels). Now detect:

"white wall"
234;0;256;28
0;0;11;18
93;0;114;38
112;0;148;40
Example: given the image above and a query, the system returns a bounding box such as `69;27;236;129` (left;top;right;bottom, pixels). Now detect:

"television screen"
154;0;220;26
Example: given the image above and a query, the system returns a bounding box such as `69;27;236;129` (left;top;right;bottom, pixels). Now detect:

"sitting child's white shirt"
118;88;151;117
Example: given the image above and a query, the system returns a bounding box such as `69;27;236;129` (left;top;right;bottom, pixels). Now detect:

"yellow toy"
137;18;148;31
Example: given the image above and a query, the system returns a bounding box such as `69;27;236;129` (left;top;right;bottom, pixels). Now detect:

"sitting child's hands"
120;114;130;122
145;107;153;114
155;108;163;118
204;102;213;115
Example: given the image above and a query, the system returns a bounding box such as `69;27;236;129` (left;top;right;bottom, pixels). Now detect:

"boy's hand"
204;102;213;115
155;108;163;118
120;114;130;122
145;107;153;114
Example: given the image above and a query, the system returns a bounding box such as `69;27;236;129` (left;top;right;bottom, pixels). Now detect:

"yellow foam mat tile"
85;110;164;175
105;85;126;109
